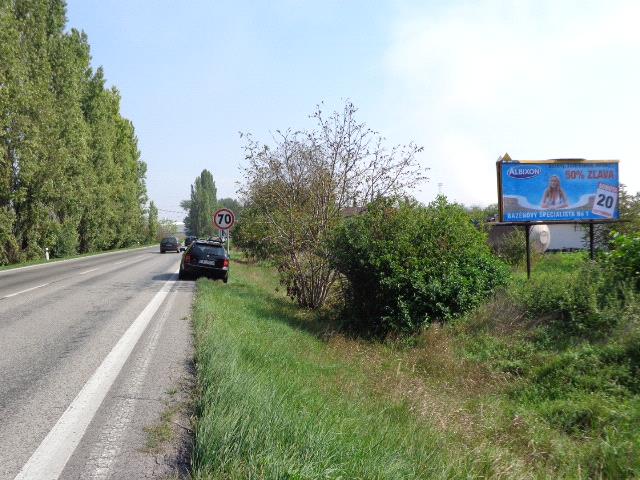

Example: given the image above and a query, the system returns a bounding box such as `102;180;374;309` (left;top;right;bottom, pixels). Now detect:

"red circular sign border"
213;208;236;230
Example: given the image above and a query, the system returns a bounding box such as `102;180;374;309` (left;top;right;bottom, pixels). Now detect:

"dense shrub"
330;197;510;334
458;252;640;477
514;263;618;338
513;232;640;340
601;231;640;291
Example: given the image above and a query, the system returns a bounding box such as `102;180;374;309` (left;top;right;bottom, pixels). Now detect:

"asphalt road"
0;247;195;479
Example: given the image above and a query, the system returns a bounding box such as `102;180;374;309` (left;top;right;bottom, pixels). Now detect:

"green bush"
514;262;619;338
601;231;640;291
330;197;510;334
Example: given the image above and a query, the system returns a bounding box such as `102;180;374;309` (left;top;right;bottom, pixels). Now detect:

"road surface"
0;247;194;479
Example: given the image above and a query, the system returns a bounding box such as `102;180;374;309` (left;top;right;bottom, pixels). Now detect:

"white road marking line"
0;245;154;277
14;272;179;480
79;267;99;275
113;255;147;266
83;286;179;479
2;283;50;299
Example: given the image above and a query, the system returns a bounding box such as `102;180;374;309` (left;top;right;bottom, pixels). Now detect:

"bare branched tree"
237;101;427;309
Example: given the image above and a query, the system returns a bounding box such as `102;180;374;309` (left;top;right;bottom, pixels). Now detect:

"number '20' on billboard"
498;160;619;222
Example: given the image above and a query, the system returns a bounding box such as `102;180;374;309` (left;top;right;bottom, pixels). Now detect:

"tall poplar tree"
182;169;218;237
147;200;159;242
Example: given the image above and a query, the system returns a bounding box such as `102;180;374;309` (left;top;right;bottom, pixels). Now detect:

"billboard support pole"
525;224;531;279
589;223;595;260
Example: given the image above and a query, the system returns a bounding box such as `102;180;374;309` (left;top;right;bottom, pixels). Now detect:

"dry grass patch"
324;326;511;444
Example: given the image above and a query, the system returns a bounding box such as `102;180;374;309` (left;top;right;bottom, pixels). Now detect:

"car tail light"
185;254;191;264
223;259;229;268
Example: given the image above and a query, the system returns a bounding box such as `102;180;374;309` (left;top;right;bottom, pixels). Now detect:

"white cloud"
383;0;640;205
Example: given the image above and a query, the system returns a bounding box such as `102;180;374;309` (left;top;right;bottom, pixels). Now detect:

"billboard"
498;160;619;222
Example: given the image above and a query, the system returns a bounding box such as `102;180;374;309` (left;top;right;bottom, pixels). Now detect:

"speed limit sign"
213;208;235;230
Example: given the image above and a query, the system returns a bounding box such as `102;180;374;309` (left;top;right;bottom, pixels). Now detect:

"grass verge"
192;253;640;479
191;260;510;479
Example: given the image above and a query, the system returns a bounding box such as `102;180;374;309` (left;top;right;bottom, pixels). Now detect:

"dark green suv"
160;236;180;253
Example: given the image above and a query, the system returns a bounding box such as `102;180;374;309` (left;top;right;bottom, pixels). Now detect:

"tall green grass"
191;253;640;479
458;252;640;478
191;261;499;479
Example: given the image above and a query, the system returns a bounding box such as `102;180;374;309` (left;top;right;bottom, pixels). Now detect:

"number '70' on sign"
213;208;235;230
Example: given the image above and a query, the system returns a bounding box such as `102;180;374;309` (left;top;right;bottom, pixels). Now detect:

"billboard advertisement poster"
499;161;619;222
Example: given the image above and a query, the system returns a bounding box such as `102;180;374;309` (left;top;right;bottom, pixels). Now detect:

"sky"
66;0;640;221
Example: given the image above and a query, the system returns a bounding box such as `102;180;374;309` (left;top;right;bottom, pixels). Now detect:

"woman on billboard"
540;175;569;209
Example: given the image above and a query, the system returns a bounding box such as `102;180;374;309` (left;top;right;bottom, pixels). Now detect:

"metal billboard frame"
495;154;623;278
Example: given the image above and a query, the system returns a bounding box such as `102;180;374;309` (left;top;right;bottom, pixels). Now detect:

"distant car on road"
178;240;229;282
160;236;180;253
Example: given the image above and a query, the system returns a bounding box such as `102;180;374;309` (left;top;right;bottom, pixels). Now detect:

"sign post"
212;208;235;256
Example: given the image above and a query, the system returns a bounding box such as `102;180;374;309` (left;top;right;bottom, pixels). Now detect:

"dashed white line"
79;268;99;275
14;272;178;480
2;283;50;299
113;255;147;266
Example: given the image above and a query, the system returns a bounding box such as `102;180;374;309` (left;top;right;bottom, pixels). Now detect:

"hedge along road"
0;247;194;479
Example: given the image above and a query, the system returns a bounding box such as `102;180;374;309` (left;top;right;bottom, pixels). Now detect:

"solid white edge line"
2;283;50;299
14;272;179;480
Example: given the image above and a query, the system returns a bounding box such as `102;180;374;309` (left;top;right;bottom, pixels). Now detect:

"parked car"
160;236;180;253
179;240;229;282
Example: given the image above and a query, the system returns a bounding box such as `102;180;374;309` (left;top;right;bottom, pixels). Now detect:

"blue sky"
66;0;640;221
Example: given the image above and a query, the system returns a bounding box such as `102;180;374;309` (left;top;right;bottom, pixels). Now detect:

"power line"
156;208;185;215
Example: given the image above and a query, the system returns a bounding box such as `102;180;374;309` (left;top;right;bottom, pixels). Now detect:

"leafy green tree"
157;218;178;240
238;102;425;308
217;197;242;214
147;201;159;242
592;186;640;249
233;201;276;260
182;169;218;237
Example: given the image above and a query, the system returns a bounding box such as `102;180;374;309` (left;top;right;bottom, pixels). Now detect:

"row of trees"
0;1;150;265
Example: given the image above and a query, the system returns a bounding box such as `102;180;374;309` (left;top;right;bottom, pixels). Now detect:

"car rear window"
191;244;226;256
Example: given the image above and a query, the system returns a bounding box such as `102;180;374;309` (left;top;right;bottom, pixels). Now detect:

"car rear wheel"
223;273;228;284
